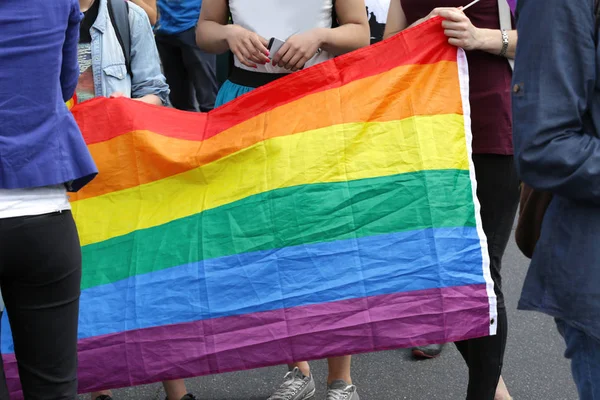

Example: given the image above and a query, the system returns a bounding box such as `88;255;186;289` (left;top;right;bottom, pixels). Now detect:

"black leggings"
0;211;82;400
455;154;520;400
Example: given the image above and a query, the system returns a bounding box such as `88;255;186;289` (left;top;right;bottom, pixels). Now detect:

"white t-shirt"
0;185;71;219
229;0;335;73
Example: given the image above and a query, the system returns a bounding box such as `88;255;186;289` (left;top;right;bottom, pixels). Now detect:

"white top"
229;0;335;73
0;185;71;219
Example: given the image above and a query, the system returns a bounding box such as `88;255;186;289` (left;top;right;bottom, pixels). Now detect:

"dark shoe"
165;394;197;400
412;343;444;359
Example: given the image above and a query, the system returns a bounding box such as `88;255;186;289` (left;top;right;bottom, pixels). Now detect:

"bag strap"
497;0;514;70
108;0;133;78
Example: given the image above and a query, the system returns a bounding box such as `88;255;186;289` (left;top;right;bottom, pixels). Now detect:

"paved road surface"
83;228;578;400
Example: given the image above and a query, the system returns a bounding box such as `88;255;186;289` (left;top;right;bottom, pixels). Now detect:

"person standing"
0;0;98;398
365;0;390;43
155;0;218;111
74;1;193;399
513;0;600;398
75;0;169;105
196;2;369;398
385;1;518;400
131;0;158;24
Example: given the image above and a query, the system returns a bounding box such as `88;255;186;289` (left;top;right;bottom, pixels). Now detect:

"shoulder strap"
497;0;514;71
108;0;133;78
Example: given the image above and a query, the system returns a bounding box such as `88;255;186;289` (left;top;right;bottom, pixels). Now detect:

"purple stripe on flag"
3;284;491;398
507;0;516;11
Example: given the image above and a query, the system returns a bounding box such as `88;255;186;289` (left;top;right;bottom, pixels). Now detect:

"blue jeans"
557;319;600;399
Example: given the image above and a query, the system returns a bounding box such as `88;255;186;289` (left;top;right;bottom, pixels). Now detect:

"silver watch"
499;29;509;57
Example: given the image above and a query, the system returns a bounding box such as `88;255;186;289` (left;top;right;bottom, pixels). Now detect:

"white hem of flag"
456;48;498;336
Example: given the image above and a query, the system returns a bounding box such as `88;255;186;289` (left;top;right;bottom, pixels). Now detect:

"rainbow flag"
66;93;77;110
1;19;494;397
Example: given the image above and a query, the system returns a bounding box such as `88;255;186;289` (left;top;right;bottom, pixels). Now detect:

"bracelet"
499;29;509;57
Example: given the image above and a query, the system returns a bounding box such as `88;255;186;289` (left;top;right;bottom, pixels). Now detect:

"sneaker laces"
267;368;308;400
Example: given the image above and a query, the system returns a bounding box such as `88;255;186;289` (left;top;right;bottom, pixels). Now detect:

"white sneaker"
267;367;316;400
326;380;359;400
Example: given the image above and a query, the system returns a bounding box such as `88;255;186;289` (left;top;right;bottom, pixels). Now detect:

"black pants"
455;154;520;400
155;28;218;112
0;211;82;400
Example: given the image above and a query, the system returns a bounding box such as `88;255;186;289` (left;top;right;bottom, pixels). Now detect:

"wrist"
475;28;500;52
224;24;239;44
408;17;427;29
314;27;329;48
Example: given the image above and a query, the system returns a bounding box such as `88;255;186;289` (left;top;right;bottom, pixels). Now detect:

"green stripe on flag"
81;169;476;289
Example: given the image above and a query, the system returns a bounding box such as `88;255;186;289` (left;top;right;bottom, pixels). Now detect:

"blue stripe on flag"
1;227;485;353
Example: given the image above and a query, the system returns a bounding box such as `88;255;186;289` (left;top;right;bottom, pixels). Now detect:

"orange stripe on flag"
72;60;462;201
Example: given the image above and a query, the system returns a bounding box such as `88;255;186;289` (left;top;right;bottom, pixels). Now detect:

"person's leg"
162;379;188;400
288;361;311;377
557;319;600;399
495;376;511;400
0;211;82;400
177;27;218;112
155;34;196;111
455;154;520;400
326;356;358;399
326;356;352;385
455;308;508;400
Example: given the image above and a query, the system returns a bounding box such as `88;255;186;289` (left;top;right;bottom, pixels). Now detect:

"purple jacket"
0;0;97;191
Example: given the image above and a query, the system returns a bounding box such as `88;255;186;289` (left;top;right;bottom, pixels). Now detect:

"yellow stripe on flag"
73;114;469;246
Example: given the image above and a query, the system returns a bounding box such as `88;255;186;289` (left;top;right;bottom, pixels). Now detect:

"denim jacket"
513;0;600;341
89;0;169;104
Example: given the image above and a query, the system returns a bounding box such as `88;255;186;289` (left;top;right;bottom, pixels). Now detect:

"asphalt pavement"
84;226;578;400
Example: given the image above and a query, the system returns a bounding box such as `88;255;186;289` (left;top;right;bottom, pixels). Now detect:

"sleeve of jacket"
60;0;82;102
128;3;170;105
513;0;600;204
